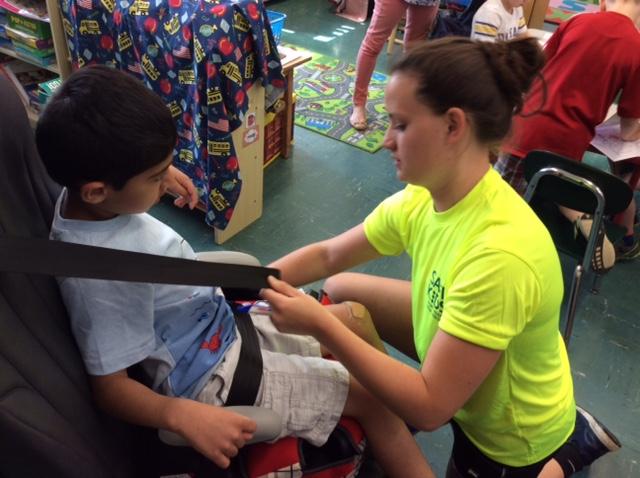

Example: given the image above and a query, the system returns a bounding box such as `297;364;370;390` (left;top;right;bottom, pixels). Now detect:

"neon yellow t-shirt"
363;168;575;466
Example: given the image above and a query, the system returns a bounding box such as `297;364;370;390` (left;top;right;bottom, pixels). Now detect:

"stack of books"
6;10;54;66
0;57;58;111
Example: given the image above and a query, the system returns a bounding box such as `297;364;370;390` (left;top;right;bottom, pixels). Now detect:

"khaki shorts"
196;310;350;446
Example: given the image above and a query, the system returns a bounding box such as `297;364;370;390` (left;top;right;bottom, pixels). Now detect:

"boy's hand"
174;399;257;468
260;276;333;336
165;165;199;209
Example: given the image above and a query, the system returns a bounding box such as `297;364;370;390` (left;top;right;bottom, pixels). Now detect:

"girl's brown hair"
391;37;545;145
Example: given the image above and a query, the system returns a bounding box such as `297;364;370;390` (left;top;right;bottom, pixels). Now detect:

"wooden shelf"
0;44;60;74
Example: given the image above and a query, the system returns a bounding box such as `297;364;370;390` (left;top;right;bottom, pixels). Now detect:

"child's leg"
354;0;406;106
351;0;407;129
404;3;439;49
344;376;434;478
324;272;418;361
250;345;432;478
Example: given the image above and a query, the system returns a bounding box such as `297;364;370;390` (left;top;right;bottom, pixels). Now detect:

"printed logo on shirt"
426;270;445;321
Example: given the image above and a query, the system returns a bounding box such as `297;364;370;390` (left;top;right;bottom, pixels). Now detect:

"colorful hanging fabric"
59;0;285;229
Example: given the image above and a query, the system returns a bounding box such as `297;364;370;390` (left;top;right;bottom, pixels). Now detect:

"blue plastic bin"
266;10;287;45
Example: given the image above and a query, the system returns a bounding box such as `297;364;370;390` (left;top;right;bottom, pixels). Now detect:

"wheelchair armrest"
196;251;261;266
158;406;282;446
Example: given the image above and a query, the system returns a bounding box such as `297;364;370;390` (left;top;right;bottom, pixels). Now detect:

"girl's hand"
165;165;199;209
260;276;333;336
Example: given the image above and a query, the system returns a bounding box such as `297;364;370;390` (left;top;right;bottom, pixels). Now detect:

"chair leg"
590;272;604;294
563;265;584;348
387;24;398;54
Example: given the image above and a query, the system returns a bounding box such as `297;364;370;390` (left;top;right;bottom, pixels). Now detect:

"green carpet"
292;50;389;153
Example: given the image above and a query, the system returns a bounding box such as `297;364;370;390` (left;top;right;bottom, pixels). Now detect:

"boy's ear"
79;181;109;204
444;107;468;143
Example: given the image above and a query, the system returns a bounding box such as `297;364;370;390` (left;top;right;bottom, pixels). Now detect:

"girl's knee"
323;273;359;302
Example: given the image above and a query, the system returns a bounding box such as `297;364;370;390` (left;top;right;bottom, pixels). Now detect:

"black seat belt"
0;234;273;405
226;309;263;406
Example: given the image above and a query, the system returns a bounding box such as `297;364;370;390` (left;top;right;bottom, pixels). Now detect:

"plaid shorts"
494;153;527;196
197;312;349;447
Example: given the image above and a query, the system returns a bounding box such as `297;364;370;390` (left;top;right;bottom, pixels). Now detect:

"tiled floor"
151;2;640;475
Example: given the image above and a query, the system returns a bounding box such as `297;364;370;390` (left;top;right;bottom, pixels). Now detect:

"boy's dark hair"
392;37;545;146
36;65;177;190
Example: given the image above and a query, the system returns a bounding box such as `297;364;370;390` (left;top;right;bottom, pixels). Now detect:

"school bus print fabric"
59;0;285;230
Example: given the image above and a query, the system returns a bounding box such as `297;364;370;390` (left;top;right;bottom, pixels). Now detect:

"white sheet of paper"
592;114;640;162
529;28;552;48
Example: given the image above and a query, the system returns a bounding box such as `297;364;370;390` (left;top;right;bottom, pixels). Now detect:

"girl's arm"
261;278;501;430
269;224;381;286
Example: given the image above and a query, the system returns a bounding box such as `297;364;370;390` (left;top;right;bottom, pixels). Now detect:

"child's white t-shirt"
471;0;527;42
50;189;237;399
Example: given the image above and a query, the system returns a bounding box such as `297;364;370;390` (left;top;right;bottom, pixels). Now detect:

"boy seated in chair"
35;65;433;477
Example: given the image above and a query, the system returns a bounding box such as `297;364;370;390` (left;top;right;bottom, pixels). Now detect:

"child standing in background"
496;0;640;265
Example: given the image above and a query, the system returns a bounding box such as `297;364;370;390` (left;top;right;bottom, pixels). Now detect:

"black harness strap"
225;309;263;406
0;235;279;300
0;234;272;404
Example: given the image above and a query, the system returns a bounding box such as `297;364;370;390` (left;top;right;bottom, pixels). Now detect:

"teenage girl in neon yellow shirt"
262;37;621;477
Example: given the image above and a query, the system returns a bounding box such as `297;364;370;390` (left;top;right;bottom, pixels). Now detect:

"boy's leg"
253;349;432;477
323;272;418;361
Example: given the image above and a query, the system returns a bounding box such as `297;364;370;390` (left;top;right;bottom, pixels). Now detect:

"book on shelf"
5;24;52;48
0;0;49;22
5;9;51;38
0;58;56;109
13;40;55;60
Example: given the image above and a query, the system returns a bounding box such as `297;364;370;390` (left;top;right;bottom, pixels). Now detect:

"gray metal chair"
523;150;632;346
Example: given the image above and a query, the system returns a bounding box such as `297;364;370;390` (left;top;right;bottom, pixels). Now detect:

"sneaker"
574;214;616;272
617;238;640;261
569;407;621;468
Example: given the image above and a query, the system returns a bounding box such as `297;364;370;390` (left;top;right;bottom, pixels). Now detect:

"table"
589;111;640;226
277;46;313;159
591;110;640;191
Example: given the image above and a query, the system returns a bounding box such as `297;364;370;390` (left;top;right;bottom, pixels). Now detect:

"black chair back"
0;74;245;478
522;150;633;346
0;77;138;477
523;150;632;216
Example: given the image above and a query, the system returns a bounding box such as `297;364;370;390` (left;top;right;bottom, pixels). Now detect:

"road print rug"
292;51;389;154
545;0;599;25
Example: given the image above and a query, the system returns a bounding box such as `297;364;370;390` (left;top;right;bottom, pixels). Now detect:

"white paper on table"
528;28;552;48
592;114;640;162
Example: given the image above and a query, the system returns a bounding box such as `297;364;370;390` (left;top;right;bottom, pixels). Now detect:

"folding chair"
523;150;633;346
0;76;371;477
